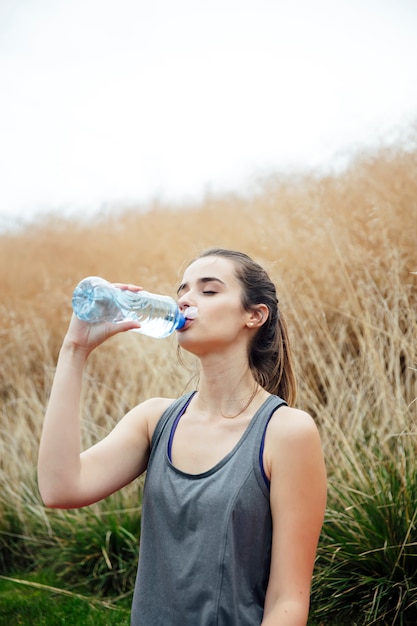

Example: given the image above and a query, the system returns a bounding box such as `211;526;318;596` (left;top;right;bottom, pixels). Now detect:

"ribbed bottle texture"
72;276;187;338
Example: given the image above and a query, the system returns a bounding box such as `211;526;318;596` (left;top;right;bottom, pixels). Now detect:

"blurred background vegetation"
0;131;416;625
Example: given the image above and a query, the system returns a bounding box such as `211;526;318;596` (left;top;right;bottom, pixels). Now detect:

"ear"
246;304;269;329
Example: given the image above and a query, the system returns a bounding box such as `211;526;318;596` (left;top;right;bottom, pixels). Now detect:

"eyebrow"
176;276;226;296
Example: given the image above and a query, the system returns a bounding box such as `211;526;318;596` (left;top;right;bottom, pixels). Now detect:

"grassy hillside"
0;134;416;623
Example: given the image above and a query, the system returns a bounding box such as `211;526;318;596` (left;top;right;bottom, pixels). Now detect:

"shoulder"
267;404;320;440
263;405;324;478
121;396;176;442
127;396;175;421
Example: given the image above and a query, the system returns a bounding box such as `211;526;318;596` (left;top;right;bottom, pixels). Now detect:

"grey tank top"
131;392;286;626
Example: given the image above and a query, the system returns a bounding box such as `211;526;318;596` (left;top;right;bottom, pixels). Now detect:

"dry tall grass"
0;135;416;598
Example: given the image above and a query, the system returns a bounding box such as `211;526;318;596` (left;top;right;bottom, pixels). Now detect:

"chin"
177;334;206;357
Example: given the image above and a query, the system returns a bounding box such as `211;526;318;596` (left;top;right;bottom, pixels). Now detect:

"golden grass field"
0;134;416;526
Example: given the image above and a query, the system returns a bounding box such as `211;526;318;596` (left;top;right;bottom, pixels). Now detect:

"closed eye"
203;290;217;295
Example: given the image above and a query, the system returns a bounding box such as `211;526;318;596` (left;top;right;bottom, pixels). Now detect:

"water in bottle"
72;276;197;339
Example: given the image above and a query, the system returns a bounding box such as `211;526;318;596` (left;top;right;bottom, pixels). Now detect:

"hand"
65;282;143;355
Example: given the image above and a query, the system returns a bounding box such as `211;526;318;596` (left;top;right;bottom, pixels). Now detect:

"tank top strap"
251;395;287;491
149;392;196;462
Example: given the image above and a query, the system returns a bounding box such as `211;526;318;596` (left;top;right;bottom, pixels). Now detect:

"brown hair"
195;248;297;405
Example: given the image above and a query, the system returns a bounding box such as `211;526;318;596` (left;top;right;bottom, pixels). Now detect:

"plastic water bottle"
72;276;197;339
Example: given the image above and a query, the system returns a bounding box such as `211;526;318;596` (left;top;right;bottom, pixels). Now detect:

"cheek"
211;311;247;336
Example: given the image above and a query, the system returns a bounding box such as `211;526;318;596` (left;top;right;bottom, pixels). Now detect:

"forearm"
261;600;309;626
37;340;88;506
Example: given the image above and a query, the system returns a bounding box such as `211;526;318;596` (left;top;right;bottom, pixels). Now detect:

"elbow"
37;473;78;509
38;482;66;509
39;489;80;510
39;494;62;509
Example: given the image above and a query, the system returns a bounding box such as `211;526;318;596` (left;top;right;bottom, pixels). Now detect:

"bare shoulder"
126;396;176;440
263;405;324;477
267;405;320;441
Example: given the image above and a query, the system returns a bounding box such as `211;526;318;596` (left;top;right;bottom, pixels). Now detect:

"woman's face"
176;255;252;356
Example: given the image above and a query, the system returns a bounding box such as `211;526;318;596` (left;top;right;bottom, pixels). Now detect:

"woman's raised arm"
37;312;169;509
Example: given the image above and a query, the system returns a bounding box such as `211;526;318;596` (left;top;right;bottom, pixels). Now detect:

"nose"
177;291;194;312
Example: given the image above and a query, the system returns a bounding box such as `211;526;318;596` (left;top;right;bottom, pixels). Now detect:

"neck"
194;352;267;419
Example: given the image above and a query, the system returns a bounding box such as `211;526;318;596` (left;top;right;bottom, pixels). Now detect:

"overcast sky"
1;0;416;225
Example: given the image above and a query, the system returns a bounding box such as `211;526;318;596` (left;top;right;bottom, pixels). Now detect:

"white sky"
1;0;417;224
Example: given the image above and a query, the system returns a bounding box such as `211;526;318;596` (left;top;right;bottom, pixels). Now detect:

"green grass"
33;501;142;597
311;438;417;625
0;575;130;626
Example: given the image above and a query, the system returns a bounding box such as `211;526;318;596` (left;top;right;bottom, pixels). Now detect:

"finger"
109;320;142;334
112;283;143;292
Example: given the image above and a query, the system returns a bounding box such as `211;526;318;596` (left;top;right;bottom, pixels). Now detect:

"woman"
38;247;327;625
